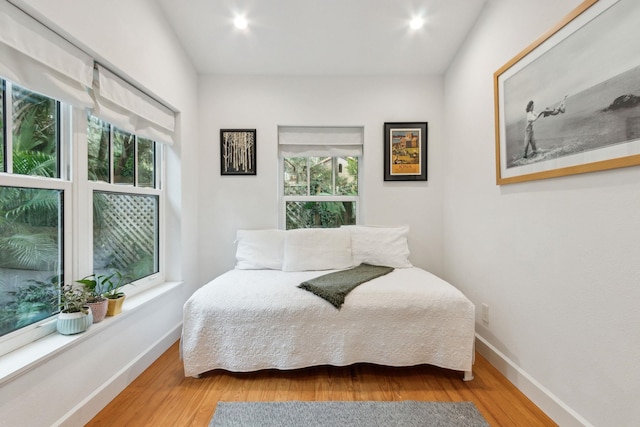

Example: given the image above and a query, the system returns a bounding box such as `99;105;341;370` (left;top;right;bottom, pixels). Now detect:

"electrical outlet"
481;303;489;325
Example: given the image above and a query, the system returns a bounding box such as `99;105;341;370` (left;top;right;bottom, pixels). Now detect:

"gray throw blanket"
298;263;394;309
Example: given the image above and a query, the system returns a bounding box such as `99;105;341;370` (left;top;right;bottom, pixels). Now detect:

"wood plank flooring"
87;341;557;426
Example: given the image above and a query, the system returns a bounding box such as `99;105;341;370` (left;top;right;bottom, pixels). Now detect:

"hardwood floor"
87;341;557;426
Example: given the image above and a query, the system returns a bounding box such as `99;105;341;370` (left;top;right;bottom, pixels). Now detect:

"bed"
181;226;475;380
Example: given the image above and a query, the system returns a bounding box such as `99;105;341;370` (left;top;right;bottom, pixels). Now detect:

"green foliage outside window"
0;82;64;338
88;115;110;182
286;201;356;229
12;85;58;178
88;115;156;187
0;277;59;335
114;128;135;184
284;156;358;229
137;137;155;187
0;186;63;336
93;192;158;282
1;86;4;172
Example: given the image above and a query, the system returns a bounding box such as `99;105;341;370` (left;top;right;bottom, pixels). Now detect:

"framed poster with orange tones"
384;122;427;181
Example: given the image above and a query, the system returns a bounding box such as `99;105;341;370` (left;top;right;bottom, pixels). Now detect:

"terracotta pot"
87;299;109;323
57;308;93;335
106;295;126;316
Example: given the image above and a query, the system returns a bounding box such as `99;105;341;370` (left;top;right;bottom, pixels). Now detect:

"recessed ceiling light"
234;16;248;30
410;16;424;30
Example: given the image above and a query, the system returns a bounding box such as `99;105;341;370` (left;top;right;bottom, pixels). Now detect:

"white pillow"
282;228;354;272
343;225;412;268
235;229;285;270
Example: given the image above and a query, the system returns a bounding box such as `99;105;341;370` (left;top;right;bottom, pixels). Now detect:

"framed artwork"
494;0;640;185
220;129;256;175
383;122;428;181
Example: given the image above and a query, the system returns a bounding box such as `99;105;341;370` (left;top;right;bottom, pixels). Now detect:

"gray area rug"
209;401;490;427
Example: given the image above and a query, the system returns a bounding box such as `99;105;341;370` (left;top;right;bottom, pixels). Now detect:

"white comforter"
181;267;475;377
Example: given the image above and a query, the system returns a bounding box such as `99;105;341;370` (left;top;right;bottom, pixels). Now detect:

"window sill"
0;281;182;387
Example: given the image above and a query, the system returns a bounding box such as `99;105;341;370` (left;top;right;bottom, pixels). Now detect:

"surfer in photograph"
523;95;567;158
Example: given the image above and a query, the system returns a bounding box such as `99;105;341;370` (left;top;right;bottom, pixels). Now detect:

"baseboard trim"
55;323;182;427
475;334;591;427
52;329;590;425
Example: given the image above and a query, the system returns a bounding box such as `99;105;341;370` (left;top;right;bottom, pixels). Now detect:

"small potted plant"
56;284;93;335
76;274;109;323
99;270;129;316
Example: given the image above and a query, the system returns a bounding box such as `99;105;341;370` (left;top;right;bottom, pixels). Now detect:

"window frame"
83;115;165;296
0;3;175;359
0;100;167;358
279;155;360;229
0;88;73;356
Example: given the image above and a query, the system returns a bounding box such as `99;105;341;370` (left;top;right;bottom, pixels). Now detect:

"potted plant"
76;274;109;323
56;284;93;335
99;270;129;316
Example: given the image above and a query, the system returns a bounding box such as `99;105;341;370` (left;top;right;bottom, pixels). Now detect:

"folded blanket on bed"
298;263;394;309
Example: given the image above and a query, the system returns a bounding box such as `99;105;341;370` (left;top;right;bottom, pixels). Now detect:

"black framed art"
220;129;256;175
383;122;428;181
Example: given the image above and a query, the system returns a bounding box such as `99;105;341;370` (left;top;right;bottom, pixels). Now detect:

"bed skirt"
181;267;475;378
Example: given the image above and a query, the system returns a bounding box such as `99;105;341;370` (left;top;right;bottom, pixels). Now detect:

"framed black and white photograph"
220;129;256;175
494;0;640;185
383;122;428;181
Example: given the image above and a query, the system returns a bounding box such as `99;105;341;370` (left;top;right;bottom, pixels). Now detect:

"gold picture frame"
494;0;640;185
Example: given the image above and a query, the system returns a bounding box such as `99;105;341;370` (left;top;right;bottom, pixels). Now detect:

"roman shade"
0;1;93;107
0;2;176;145
278;126;363;157
92;64;176;145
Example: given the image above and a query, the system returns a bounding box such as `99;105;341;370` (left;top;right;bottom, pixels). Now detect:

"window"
0;2;175;358
87;115;161;283
2;81;61;178
0;93;166;356
279;126;362;229
11;85;60;178
283;156;358;229
0;81;68;341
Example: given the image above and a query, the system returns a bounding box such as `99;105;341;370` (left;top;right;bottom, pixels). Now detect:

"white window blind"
92;64;176;145
0;1;93;107
278;126;363;157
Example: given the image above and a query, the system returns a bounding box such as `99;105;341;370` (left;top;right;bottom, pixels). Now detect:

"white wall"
443;0;640;426
198;75;445;283
0;0;200;425
5;0;638;425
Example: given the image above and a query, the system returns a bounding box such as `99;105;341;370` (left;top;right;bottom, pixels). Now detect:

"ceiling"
155;0;487;76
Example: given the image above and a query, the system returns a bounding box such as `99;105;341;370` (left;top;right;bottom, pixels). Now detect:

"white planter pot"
56;308;93;335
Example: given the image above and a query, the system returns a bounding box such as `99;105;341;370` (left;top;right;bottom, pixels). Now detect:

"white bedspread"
181;267;475;377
